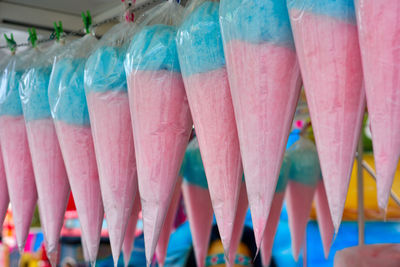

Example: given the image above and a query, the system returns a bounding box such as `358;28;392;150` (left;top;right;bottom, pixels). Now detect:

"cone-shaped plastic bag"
219;0;301;249
19;41;70;263
314;178;334;259
227;181;248;267
180;137;213;267
261;155;290;267
48;34;103;263
84;20;140;265
124;2;192;264
285;138;320;261
122;188;141;267
0;48;38;252
355;0;400;210
287;0;364;231
156;177;182;267
177;0;242;256
0;56;9;226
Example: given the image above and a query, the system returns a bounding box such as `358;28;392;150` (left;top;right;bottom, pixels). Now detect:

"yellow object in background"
311;154;400;220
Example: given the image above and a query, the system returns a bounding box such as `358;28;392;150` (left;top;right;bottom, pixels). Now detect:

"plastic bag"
48;33;103;263
285;137;321;260
287;0;364;232
84;19;139;264
0;47;38;252
355;0;400;211
180;137;213;267
176;0;243;258
124;1;192;264
219;0;301;249
19;41;70;263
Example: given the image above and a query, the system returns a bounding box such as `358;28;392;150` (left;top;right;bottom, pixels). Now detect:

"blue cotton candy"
180;137;209;189
287;0;356;23
0;68;23;116
48;58;90;125
85;46;128;93
287;138;321;186
177;1;225;77
126;24;181;73
220;0;294;47
20;66;52;121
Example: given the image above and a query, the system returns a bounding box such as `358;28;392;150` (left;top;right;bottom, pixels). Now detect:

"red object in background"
66;193;76;211
40;243;51;267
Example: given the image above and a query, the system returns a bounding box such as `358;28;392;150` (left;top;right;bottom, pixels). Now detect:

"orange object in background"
311;154;400;220
0;244;9;267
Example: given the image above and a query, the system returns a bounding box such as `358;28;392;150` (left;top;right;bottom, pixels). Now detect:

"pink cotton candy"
286;181;316;261
0;116;37;252
289;11;364;231
156;178;182;267
227;182;248;267
123;188;141;267
0;143;8;226
86;90;138;265
355;0;400;211
127;70;192;264
25;118;70;263
182;182;213;267
54;121;104;263
315;180;334;259
183;68;242;255
224;40;301;248
260;192;285;267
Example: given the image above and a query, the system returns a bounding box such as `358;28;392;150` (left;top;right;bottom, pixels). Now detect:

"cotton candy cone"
220;0;301;249
0;144;8;225
355;0;400;211
182;182;213;267
0;116;37;252
286;181;315;261
227;182;248;266
156;178;182;267
25;118;70;259
260;193;285;267
54;121;104;262
127;70;192;264
285;138;320;261
177;3;243;255
287;0;364;231
123;190;141;267
86;90;138;265
314;179;334;259
260;155;290;267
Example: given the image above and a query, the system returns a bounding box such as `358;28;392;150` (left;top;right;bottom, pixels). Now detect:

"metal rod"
362;161;400;207
357;138;365;245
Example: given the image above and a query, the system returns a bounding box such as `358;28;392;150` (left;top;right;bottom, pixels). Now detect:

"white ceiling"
0;0;120;16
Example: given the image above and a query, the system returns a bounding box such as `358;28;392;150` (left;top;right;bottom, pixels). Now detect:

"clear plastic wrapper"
0;48;38;252
122;189;141;267
124;1;192;264
180;137;213;267
19;41;70;264
0;54;10;227
285;138;320;261
84;20;139;265
314;178;334;259
287;0;364;232
176;0;243;258
219;0;301;249
355;0;400;211
155;177;182;267
260;155;290;267
48;33;103;264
